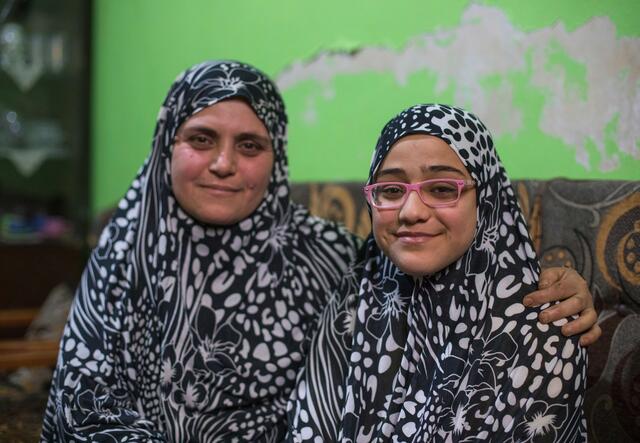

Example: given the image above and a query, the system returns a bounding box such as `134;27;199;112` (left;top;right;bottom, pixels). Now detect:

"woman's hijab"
41;61;359;442
288;104;586;442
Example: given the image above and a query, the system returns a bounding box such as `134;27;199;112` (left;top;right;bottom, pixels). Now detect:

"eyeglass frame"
363;178;476;209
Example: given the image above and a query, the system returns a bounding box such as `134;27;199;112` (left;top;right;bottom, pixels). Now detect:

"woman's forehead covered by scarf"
157;60;288;164
368;104;499;190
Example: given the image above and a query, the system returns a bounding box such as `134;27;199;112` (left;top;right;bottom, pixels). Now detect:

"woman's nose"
208;144;236;176
398;190;432;224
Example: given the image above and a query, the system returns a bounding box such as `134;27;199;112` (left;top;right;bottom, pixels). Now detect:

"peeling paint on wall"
276;5;640;173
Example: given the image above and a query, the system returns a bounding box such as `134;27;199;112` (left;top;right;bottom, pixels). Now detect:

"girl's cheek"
372;210;395;243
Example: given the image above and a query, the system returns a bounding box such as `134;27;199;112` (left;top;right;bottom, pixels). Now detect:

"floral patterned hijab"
41;61;359;442
287;104;586;442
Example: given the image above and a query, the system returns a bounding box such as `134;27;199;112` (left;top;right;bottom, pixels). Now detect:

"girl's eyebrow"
376;164;467;180
375;167;405;179
421;165;467;176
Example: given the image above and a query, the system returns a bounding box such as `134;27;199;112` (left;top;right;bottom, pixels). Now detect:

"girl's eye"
432;185;456;193
381;185;403;193
377;184;406;200
425;181;458;199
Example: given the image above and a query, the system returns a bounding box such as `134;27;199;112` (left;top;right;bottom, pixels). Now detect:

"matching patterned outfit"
287;104;587;442
40;61;359;442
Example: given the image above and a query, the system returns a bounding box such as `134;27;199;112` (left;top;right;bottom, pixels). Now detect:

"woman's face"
171;99;274;225
371;134;477;277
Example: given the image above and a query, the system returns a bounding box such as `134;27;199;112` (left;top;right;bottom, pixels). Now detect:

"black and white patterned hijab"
41;61;359;442
287;104;586;442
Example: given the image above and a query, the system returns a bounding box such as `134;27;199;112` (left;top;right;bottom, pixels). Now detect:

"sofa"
1;178;639;442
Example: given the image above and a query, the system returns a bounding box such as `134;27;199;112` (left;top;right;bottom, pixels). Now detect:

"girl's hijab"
288;104;586;442
42;61;359;442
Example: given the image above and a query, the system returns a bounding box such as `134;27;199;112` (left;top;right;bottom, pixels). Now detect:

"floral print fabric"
287;104;587;442
40;61;359;442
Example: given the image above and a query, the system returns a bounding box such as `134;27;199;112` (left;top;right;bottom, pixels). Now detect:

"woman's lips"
200;183;241;195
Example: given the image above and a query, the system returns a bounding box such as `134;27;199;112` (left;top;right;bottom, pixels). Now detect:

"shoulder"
290;203;362;250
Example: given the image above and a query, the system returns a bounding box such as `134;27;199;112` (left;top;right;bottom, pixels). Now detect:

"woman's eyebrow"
179;125;218;137
177;127;271;147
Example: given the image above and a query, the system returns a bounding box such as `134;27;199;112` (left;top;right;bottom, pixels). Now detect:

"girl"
288;104;586;442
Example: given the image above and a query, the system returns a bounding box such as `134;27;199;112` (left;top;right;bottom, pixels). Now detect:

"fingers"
524;279;584;309
525;267;591;311
577;323;602;347
524;285;575;308
527;267;601;346
539;305;601;345
552;267;589;297
536;296;584;324
538;266;567;289
552;307;597;334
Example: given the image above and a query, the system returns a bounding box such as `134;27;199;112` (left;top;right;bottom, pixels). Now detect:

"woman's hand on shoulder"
523;266;601;347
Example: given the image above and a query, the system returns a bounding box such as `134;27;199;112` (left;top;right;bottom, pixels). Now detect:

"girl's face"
371;134;477;277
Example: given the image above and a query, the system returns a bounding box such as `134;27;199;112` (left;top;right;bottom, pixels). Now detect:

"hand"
523;267;601;347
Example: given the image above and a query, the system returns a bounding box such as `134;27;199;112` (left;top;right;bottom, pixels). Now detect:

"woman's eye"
238;142;264;155
189;134;213;148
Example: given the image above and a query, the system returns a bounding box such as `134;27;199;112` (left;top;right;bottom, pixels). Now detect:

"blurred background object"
0;0;90;440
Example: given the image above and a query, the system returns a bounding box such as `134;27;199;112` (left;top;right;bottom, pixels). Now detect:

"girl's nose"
398;190;432;224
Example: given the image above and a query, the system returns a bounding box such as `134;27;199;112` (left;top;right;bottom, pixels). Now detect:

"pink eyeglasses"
363;178;475;209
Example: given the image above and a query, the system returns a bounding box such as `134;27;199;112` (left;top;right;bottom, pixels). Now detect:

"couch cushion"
536;179;640;442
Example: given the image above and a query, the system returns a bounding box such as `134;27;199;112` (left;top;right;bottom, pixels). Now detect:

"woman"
288;104;586;442
40;61;361;442
42;62;592;442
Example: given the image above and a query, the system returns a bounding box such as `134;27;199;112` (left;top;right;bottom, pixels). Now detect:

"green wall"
92;0;640;213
